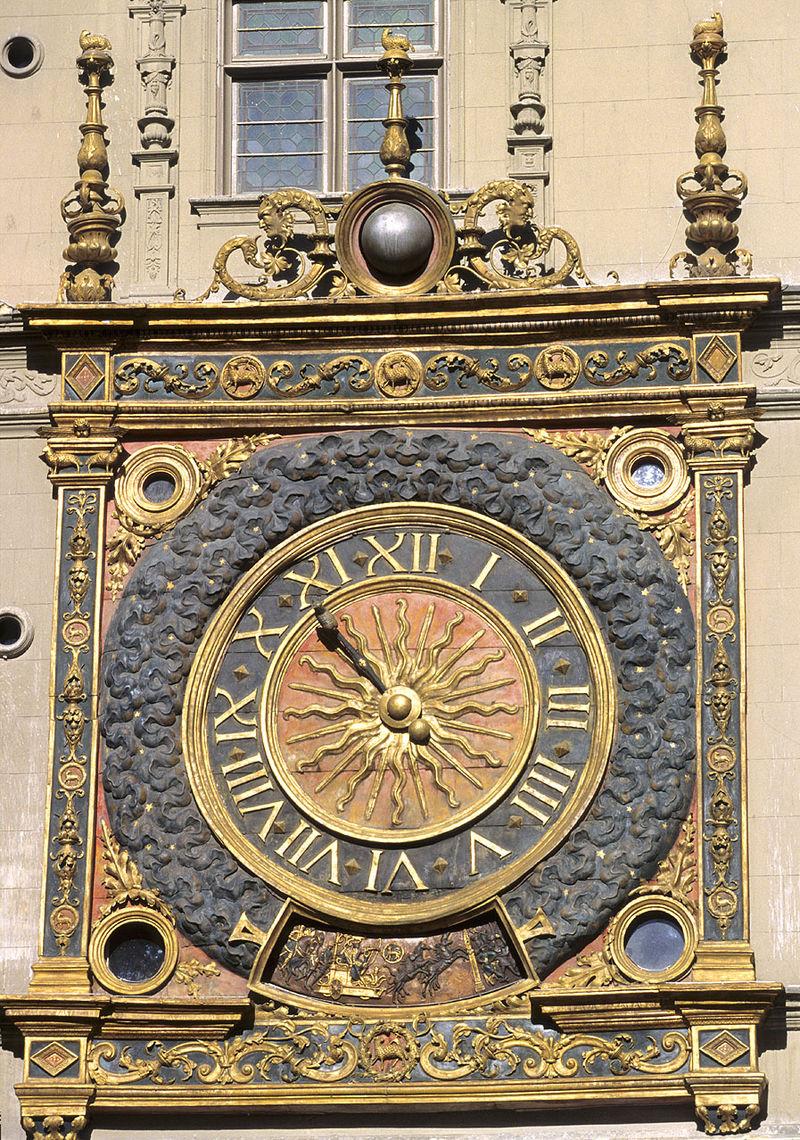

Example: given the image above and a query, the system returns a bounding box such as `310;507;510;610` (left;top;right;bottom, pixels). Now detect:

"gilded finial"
670;12;751;279
58;33;125;302
378;28;414;180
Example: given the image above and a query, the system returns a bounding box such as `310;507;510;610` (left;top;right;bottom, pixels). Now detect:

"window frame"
223;0;445;196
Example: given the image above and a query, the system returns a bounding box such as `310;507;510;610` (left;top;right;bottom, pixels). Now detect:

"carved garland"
50;490;97;953
702;475;740;936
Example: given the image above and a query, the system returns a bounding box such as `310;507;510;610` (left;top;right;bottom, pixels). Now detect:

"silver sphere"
359;202;434;278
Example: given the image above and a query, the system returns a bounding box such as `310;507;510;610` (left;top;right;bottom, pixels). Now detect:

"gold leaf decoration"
550;949;623;990
636;815;697;910
174;957;221;998
99;821;172;920
107;434;276;599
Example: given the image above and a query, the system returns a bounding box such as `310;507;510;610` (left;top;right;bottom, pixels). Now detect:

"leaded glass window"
228;0;443;194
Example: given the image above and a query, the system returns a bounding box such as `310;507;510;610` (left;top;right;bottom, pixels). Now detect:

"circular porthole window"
0;607;34;659
608;896;697;984
1;35;43;78
89;906;179;995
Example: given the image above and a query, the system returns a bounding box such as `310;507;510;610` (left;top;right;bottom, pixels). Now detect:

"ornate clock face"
183;502;616;926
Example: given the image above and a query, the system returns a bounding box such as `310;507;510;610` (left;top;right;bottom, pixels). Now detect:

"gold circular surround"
607;895;697;984
220;354;267;399
533;345;582;390
335;181;456;297
262;574;540;845
374;350;423;398
115;444;203;529
603;429;689;514
88;906;179;996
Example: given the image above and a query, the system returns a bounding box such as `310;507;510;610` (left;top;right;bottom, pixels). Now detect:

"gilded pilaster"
683;414;756;983
30;418;121;994
129;0;185;298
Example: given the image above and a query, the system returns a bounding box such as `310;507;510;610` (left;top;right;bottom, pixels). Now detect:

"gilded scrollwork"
176;190;352;304
114;357;218;399
438;180;599;294
424;352;534;392
582;342;691;386
418;1022;689;1080
50;489;97;953
87;1022;689;1087
266;356;373;397
550;947;622;990
88;1023;359;1086
702;475;740;936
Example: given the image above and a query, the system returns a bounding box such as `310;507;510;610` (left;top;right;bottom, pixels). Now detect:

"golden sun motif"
265;579;538;843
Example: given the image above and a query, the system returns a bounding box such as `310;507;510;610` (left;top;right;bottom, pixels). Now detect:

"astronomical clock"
3;20;783;1140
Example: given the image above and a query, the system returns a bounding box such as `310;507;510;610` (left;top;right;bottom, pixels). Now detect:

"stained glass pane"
235;80;324;191
235;0;326;57
346;0;435;54
346;75;434;188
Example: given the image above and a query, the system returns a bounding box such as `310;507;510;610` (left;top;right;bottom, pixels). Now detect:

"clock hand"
313;603;387;695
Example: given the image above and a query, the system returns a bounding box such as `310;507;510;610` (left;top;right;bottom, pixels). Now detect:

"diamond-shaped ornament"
698;336;737;384
700;1030;749;1067
30;1039;79;1077
65;353;104;400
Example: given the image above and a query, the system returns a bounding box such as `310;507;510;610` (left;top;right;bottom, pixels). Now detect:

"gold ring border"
607;895;697;984
182;502;617;929
88;905;179;996
603;429;689;515
115;443;203;529
261;573;540;846
335;181;457;297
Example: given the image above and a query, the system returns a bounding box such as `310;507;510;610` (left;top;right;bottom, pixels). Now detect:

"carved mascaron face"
183;503;616;926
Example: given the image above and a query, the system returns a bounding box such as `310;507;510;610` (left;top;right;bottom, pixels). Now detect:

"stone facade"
1;1;799;1138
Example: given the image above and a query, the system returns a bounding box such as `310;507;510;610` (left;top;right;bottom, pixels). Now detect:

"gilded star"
512;589;528;603
274;820;286;834
233;665;250;681
278;594;293;608
344;858;360;875
432;857;448;874
228;746;246;763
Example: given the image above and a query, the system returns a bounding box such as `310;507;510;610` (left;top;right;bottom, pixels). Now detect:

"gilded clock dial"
265;576;538;843
183;502;616;926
